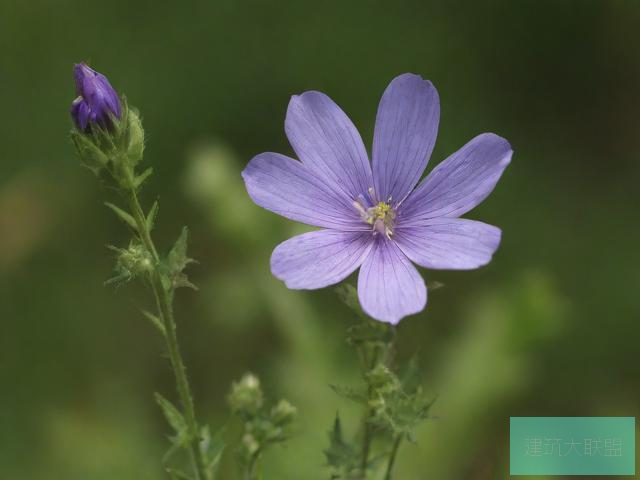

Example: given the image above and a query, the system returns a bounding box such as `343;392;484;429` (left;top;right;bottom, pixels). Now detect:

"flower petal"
399;133;512;224
242;152;363;229
372;73;440;205
395;218;501;270
357;238;426;324
271;230;373;289
285;91;374;202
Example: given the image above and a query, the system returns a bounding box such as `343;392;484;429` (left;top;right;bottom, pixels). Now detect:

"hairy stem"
126;185;207;480
383;435;402;480
359;344;381;478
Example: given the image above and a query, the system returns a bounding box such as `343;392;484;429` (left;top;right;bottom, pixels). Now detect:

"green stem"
244;449;261;480
126;186;207;480
383;435;402;480
359;324;397;479
359;344;381;478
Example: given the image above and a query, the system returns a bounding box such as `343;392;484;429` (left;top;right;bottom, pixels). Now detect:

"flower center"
353;198;396;238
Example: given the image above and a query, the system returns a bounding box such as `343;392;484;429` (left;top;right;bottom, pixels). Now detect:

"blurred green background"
1;0;639;478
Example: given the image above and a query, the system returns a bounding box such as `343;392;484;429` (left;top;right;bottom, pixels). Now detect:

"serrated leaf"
134;167;153;189
167;227;189;267
142;310;165;336
324;412;358;475
155;393;189;448
329;384;367;404
369;388;438;439
104;202;138;231
162;227;197;291
146;200;159;231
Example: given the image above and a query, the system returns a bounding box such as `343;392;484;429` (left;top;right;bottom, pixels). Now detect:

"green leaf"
146;199;159;231
142;310;165;336
369;386;438;439
329;384;367;404
134;167;153;189
167;227;189;267
200;425;225;480
155;392;189;450
162;227;197;291
324;413;358;476
104;202;138;231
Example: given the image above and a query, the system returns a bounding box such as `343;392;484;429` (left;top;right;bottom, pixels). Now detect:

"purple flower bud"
70;63;121;131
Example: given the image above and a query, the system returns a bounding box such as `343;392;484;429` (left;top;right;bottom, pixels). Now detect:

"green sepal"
124;105;145;166
69;98;149;191
146;199;159;231
105;241;153;287
70;130;110;175
104;245;133;286
104;202;138;231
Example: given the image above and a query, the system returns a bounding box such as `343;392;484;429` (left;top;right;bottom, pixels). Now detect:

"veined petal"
372;73;440;205
357;238;426;324
242;152;363;229
271;230;373;289
400;133;512;223
395;218;501;270
285;91;374;202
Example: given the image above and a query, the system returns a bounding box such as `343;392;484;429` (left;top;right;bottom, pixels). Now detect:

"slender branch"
126;185;207;480
383;435;402;480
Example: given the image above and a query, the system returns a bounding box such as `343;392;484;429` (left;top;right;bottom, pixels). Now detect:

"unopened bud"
71;63;121;132
271;399;297;425
228;373;264;416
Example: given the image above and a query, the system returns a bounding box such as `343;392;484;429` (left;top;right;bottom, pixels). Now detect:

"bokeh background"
1;0;639;478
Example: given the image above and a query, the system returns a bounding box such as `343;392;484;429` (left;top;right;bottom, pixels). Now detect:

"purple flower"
70;63;121;131
242;73;512;324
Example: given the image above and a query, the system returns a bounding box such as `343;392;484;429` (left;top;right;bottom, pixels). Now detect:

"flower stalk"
383;435;402;480
69;64;219;480
125;182;208;480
